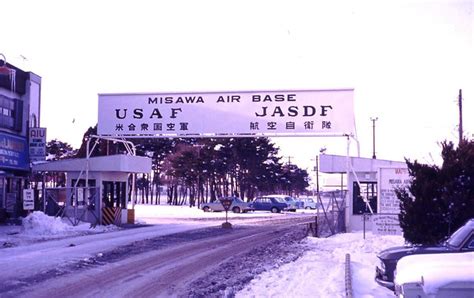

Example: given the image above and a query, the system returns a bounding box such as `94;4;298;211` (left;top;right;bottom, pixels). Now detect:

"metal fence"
43;187;100;226
315;193;346;237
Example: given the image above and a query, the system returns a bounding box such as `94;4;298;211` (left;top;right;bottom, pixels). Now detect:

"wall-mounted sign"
29;127;47;162
98;89;355;138
378;167;410;214
0;132;29;170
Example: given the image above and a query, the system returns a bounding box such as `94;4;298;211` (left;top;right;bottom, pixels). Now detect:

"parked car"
201;197;254;213
257;195;298;211
375;218;474;291
252;196;290;213
300;198;320;209
394;251;474;297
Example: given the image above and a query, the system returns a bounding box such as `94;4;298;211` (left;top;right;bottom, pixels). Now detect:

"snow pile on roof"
395;252;474;295
22;211;72;235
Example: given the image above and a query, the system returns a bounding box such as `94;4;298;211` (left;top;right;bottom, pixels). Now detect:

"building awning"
32;154;151;173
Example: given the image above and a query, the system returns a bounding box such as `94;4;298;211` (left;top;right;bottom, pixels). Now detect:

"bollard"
345;253;353;298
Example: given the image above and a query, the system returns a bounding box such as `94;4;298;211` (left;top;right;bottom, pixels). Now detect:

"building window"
0;95;21;131
353;181;378;214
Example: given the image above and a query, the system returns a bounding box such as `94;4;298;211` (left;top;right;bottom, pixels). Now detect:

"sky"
2;0;473;173
0;205;403;297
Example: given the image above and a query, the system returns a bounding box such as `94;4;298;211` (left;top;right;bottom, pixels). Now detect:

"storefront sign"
98;89;355;137
29;127;47;162
0;132;29;170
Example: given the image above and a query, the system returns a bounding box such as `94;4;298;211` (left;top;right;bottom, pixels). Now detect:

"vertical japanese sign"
97;89;355;138
29;127;47;162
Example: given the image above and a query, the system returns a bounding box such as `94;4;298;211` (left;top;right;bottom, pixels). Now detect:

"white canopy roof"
32;155;151;173
319;154;406;174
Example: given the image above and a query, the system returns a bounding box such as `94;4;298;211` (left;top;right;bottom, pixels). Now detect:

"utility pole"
370;117;378;159
285;156;294;165
315;156;320;194
458;89;463;143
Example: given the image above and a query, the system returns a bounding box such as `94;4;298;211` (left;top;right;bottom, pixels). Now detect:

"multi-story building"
0;57;41;220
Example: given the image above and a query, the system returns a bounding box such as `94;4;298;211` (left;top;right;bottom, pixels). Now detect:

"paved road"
2;215;315;297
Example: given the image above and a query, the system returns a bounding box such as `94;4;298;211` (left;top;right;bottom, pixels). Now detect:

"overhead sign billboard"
98;89;355;138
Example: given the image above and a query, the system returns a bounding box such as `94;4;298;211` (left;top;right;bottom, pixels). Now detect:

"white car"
300;198;319;209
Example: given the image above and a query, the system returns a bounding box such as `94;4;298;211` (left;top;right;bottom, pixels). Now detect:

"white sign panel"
29;127;47;162
372;214;403;235
378;167;410;214
23;189;35;210
98;89;355;137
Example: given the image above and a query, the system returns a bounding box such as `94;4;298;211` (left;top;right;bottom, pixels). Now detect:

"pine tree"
397;139;474;244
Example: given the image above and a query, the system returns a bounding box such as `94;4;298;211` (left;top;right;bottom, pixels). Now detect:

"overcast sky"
3;0;473;172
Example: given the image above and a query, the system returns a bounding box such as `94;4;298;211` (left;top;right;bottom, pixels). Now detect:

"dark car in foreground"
201;197;254;213
375;218;474;291
252;196;290;213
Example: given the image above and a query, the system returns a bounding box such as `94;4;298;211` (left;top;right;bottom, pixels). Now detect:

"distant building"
0;58;41;220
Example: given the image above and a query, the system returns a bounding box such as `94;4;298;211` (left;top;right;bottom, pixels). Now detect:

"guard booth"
319;154;407;233
32;154;151;226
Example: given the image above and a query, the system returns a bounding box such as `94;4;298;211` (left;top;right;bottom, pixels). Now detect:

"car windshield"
233;197;244;203
274;197;286;203
285;197;295;202
446;222;472;247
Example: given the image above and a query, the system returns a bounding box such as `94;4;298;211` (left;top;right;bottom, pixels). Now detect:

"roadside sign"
219;197;233;211
219;197;233;228
23;189;35;210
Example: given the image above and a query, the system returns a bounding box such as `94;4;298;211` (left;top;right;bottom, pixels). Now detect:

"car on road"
375;218;474;291
201;197;255;213
252;196;290;213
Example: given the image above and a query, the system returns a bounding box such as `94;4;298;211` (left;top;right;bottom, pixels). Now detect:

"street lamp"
370;117;378;159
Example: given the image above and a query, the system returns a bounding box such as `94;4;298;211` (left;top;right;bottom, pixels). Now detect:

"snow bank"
237;231;404;298
22;211;72;235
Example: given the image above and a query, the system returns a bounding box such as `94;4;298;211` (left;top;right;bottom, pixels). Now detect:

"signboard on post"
97;89;355;138
23;189;35;210
29;127;47;162
219;197;234;228
373;167;410;235
378;167;410;214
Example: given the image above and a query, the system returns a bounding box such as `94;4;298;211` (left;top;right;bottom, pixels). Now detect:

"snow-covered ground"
1;204;402;297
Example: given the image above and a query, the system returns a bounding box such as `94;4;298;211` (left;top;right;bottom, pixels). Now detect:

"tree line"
45;125;310;206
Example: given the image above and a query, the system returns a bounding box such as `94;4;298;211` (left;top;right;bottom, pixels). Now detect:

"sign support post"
219;197;233;229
